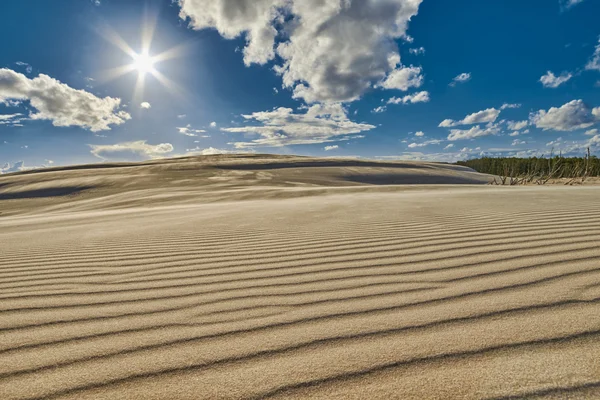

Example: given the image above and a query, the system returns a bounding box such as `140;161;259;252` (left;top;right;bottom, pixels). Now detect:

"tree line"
456;148;600;184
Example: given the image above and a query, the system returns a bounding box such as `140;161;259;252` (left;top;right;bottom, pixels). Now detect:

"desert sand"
0;154;599;399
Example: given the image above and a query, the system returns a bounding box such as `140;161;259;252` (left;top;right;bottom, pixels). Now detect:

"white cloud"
415;131;425;137
0;113;22;121
585;128;599;136
561;0;586;10
0;161;25;174
449;72;471;86
387;91;430;105
177;124;207;136
0;68;130;131
210;121;217;128
500;103;521;110
185;146;238;155
380;66;424;91
447;124;501;141
1;160;51;174
547;137;563;147
324;145;339;151
506;120;529;130
221;103;375;148
530;100;598;131
409;47;425;55
539;71;573;88
512;139;527;146
140;102;151;109
462;108;501;124
439;119;457;128
177;114;186;119
407;139;442;148
509;131;521;137
588;135;600;147
15;61;33;74
439;108;501;127
90;141;174;160
0;112;26;127
178;0;423;103
372;106;387;114
444;144;454;150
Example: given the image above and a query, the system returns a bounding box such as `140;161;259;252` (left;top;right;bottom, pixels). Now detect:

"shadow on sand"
216;160;439;171
0;186;94;200
344;174;488;185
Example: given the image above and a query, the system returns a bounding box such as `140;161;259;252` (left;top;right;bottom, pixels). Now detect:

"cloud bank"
89;141;174;160
0;68;130;132
222;103;376;148
178;0;423;103
529;100;599;131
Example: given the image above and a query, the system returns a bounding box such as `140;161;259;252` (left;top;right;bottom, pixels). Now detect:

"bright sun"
132;52;155;74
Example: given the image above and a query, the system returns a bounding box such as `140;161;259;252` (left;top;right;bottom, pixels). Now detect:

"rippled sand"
1;155;599;399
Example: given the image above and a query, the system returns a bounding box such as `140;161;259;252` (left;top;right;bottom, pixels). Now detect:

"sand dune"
0;155;599;399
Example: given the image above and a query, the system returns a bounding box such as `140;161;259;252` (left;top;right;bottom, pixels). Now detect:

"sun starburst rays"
96;9;187;104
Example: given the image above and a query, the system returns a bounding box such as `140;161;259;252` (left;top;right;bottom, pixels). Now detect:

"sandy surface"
0;155;599;399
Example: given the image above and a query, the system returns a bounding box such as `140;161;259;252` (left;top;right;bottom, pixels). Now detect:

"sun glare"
131;52;155;74
96;8;190;103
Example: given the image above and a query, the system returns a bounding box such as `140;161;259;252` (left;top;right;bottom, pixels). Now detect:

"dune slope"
0;155;599;399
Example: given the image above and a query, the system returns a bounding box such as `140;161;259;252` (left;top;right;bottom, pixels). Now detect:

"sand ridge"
0;155;599;399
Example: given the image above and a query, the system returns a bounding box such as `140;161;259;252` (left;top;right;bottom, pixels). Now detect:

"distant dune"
0;154;493;216
1;155;599;399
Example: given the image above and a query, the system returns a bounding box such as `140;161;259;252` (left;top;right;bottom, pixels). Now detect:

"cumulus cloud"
439;108;501;127
415;131;425;137
0;160;51;174
0;68;130;131
140;102;151;109
447;124;501;141
221;103;376;148
449;72;471;87
90;140;174;160
387;91;430;105
0;161;25;174
500;103;521;110
529;100;598;131
324;145;339;151
539;71;573;88
178;0;423;103
506;120;529;130
380;66;424;91
438;119;457;128
210;121;217;128
588;39;600;71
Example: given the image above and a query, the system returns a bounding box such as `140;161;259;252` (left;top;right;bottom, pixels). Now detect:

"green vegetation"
456;148;600;185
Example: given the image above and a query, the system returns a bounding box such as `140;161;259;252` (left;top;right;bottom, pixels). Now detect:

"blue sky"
1;0;600;172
